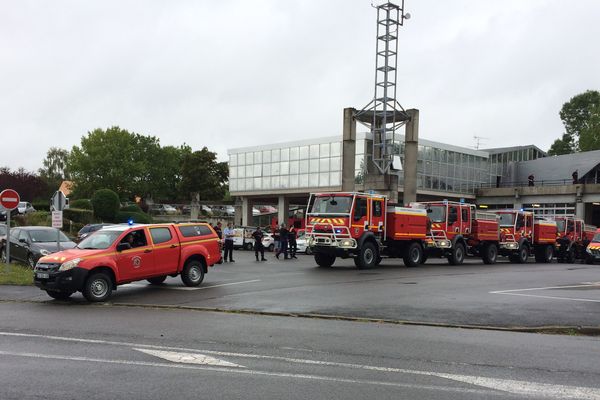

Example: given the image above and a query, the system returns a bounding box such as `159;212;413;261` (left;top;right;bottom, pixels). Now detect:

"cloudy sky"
2;0;599;172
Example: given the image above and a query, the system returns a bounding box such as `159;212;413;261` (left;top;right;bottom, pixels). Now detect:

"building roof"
513;149;600;182
482;144;546;156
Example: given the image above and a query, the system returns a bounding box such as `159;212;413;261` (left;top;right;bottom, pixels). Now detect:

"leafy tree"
179;147;228;200
0;167;49;201
91;189;120;222
39;147;70;181
549;90;600;154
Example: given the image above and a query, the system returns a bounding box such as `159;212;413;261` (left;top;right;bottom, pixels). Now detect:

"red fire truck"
494;210;557;263
555;216;596;263
305;192;501;269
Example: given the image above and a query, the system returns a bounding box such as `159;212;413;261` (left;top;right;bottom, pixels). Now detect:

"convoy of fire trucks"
305;191;597;269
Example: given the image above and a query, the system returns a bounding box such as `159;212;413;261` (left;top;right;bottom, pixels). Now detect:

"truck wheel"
356;242;378;269
447;242;466;265
83;272;113;302
515;244;529;264
147;275;167;285
541;245;554;263
46;290;73;300
482;243;498;265
314;253;335;268
181;260;205;287
403;242;423;268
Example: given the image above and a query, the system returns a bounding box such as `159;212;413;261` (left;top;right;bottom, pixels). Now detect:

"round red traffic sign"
0;189;20;210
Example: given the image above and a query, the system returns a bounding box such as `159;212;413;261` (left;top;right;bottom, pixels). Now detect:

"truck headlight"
341;239;353;247
59;258;82;271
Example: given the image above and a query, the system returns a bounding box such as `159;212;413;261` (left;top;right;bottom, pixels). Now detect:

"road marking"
490;283;600;303
134;348;244;368
122;279;260;291
1;332;599;399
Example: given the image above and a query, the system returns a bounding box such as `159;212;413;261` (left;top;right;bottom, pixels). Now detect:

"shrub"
70;199;92;210
25;211;51;226
115;211;152;224
91;189;120;222
63;208;95;225
32;201;50;212
120;204;143;213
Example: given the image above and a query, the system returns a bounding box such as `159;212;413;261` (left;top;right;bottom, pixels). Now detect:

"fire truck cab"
555;216;596;263
495;210;556;263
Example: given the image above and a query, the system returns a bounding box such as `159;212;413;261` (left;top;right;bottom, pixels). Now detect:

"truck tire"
511;244;529;264
403;242;423;268
314;253;335;268
46;290;73;300
181;260;205;286
147;275;167;285
482;243;498;265
447;242;466;265
356;242;378;269
83;272;113;302
535;245;553;263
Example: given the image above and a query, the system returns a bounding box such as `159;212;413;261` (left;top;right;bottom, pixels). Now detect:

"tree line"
0;126;228;203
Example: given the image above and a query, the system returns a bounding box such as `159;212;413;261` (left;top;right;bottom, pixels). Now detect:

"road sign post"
1;189;20;272
51;191;67;252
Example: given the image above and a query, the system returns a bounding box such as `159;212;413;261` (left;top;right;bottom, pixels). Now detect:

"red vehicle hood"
38;248;110;264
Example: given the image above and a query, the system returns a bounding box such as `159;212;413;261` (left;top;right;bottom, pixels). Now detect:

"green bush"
20;211;50;227
63;208;95;225
70;199;92;210
91;189;120;222
120;204;143;213
115;211;152;224
32;201;50;212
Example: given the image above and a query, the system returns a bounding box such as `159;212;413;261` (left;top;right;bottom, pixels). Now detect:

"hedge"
115;211;152;224
120;204;143;213
69;199;92;210
63;208;95;225
32;201;50;212
91;189;120;222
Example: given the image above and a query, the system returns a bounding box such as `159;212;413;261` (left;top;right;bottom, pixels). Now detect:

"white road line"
134;348;244;368
1;331;599;399
123;279;260;291
490;283;600;303
0;350;494;396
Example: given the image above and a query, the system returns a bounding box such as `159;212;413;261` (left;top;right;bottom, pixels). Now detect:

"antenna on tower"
473;135;488;150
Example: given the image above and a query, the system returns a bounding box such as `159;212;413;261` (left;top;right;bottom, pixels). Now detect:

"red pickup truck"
33;223;222;302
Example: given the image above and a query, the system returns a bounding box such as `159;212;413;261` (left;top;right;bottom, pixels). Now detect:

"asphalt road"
3;250;600;328
1;302;599;399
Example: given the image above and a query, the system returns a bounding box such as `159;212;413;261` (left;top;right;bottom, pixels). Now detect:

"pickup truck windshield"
592;233;600;242
77;231;122;250
311;196;352;215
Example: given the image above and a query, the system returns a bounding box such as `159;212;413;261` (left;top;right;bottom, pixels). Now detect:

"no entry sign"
0;189;20;210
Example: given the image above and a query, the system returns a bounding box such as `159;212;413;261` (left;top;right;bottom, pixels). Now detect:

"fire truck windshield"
427;205;446;223
311;196;352;215
556;220;566;232
498;213;515;227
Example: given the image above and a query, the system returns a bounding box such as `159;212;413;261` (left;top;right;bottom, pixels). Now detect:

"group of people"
212;221;300;263
528;170;580;187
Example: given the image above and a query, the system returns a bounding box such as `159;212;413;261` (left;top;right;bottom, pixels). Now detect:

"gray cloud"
1;0;599;171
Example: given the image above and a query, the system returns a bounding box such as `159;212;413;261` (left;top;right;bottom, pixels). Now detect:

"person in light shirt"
223;222;235;262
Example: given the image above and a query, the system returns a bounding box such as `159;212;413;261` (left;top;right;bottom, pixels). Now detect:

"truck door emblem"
132;256;142;268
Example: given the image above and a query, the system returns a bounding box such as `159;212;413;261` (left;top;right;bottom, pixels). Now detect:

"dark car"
77;223;114;241
0;224;6;251
1;226;76;268
0;206;18;222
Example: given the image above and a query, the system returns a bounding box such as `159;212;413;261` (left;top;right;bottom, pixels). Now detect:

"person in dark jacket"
214;222;223;264
572;170;578;184
528;174;535;187
288;225;298;259
252;226;267;261
276;224;289;260
272;226;281;254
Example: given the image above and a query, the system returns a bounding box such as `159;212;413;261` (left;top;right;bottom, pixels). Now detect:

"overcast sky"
2;0;599;172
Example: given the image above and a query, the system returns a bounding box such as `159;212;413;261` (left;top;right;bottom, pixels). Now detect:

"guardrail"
478;179;577;189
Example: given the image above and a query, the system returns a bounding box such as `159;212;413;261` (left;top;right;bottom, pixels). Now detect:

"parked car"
77;223;114;241
1;226;76;268
295;229;311;254
262;232;275;252
33;222;221;301
0;206;18;222
149;204;179;215
17;202;36;215
233;227;255;250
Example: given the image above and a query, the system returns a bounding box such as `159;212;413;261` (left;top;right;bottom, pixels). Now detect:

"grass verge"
0;263;34;285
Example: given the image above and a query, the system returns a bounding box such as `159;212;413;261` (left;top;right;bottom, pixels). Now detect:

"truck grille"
35;263;61;272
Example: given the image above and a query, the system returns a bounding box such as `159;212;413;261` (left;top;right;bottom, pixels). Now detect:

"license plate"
36;272;49;279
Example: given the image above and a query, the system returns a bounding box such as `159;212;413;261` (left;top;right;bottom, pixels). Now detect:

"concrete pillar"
342;108;356;192
575;201;585;220
277;196;289;227
241;197;253;227
403;109;419;205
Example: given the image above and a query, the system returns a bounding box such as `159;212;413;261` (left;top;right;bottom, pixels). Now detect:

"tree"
91;189;120;222
549;90;600;154
39;147;70;191
0;167;49;201
179;147;229;200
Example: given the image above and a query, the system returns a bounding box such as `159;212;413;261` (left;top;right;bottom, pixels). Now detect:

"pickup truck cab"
33;222;221;302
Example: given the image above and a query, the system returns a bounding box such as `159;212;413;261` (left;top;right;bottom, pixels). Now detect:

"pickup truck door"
116;228;155;282
149;226;180;275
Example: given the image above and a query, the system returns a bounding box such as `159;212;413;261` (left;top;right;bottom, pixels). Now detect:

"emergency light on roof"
460;198;465;204
128;218;134;226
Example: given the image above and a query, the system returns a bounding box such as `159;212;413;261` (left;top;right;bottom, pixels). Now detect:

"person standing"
276;224;289;260
572;170;578;184
252;226;267;261
528;174;535;187
223;222;235;262
288;225;298;259
272;225;281;254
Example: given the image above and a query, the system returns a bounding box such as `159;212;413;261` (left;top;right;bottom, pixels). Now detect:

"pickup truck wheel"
314;253;335;268
83;272;113;302
447;242;465;265
46;290;73;300
147;275;167;285
356;242;378;269
403;242;423;268
482;243;498;265
181;260;205;286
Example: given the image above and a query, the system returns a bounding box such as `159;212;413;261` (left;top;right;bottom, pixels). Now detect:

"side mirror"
19;238;27;244
117;242;131;252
